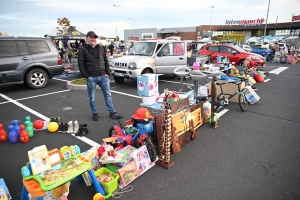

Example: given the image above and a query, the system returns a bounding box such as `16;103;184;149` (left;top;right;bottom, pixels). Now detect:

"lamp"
209;6;215;38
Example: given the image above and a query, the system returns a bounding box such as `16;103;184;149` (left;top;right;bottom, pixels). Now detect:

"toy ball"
254;74;264;83
33;120;44;130
47;122;59;132
93;193;105;200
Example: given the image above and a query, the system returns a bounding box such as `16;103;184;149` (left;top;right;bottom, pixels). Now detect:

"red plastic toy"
33;120;44;130
0;124;7;142
20;125;30;143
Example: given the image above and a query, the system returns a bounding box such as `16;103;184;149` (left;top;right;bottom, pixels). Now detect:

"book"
117;145;137;165
28;145;51;175
117;160;139;187
99;150;127;164
131;145;152;174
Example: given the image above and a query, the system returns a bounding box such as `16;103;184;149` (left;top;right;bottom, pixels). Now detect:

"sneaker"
75;125;82;136
109;112;122;120
79;124;88;136
67;121;73;134
62;123;68;133
93;113;98;121
73;120;79;134
57;123;64;133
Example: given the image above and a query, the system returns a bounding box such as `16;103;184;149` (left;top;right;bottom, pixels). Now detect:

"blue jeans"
86;75;115;114
264;49;274;62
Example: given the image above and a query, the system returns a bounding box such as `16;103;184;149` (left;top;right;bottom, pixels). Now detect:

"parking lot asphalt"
0;62;300;200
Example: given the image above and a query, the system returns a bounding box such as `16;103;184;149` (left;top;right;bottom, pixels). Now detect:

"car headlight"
128;62;137;69
251;56;261;60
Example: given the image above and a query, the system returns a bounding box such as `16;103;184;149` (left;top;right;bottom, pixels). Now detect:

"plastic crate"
94;167;119;194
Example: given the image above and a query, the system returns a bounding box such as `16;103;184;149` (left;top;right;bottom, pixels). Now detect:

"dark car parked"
0;37;64;89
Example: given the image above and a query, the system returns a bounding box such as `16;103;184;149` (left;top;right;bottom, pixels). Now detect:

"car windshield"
233;45;246;52
129;42;156;56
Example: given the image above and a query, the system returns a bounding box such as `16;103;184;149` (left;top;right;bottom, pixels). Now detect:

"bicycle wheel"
142;137;157;162
238;93;248;112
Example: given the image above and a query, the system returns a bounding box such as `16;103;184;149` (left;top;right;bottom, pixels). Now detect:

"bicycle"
214;77;249;112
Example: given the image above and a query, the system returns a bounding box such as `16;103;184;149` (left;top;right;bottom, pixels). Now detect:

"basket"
142;96;156;105
94;167;120;194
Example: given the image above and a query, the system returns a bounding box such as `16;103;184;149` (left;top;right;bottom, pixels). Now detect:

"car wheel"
26;68;49;89
114;76;124;84
142;68;152;74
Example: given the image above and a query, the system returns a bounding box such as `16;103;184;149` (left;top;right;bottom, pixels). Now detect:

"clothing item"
78;43;110;79
86;31;98;38
93;113;98;121
86;75;115;114
264;49;274;62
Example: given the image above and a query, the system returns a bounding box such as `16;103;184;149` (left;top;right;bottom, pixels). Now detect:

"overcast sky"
0;0;299;39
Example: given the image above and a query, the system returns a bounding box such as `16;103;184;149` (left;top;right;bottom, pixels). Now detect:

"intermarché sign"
292;15;300;22
225;18;265;26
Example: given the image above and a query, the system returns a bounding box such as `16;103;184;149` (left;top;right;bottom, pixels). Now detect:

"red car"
198;44;266;68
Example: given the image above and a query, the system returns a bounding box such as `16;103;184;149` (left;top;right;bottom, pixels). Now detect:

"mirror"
232;50;237;55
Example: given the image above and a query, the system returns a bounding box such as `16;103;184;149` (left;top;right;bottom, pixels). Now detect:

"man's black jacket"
78;43;110;79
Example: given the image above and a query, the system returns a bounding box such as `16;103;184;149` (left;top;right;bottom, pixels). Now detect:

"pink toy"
0;124;8;142
193;62;200;70
20;125;30;143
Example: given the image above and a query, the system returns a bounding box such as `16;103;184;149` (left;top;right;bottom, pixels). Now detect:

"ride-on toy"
108;108;157;162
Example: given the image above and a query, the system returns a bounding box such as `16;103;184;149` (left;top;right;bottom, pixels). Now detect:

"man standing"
109;42;114;56
78;31;122;121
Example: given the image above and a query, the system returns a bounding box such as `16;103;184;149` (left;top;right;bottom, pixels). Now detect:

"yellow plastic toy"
93;193;105;200
47;122;59;132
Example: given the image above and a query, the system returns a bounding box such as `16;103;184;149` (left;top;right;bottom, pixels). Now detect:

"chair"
173;67;191;92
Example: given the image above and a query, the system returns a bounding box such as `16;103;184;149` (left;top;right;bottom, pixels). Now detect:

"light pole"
129;17;132;41
113;4;119;46
209;6;215;39
263;0;270;43
20;18;25;36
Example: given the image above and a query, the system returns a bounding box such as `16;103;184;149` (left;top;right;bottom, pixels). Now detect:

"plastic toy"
60;146;72;160
19;125;30;143
24;121;34;138
93;193;105;200
33;120;44;130
8;125;18;143
0;124;8;142
47;122;59;132
12;119;21;136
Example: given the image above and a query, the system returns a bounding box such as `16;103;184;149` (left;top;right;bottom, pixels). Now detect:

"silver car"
237;44;252;52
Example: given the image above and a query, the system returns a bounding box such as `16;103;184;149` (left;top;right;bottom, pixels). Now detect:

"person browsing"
78;31;122;121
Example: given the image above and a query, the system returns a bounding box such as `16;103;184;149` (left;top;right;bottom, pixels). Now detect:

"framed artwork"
117;160;139;187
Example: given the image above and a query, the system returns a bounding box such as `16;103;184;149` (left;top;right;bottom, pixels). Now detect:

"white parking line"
217;108;229;117
53;78;70;82
0;89;70;105
264;79;271;82
0;93;100;147
269;67;288;75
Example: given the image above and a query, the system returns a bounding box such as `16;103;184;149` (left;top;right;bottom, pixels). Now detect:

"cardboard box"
137;74;159;96
215;80;245;103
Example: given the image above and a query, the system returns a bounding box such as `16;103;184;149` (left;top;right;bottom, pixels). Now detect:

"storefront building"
124;15;300;43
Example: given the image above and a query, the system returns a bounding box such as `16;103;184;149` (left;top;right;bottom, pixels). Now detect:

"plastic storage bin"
94;167;120;194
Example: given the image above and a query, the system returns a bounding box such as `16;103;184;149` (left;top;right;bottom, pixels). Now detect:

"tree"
116;36;120;42
100;36;106;40
0;32;3;36
56;17;74;35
